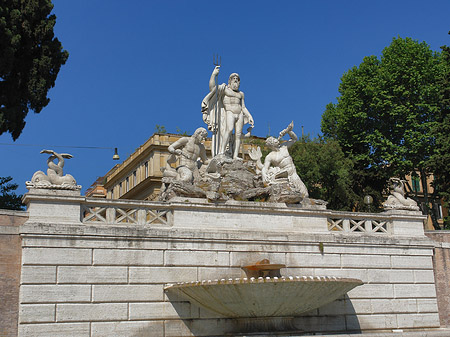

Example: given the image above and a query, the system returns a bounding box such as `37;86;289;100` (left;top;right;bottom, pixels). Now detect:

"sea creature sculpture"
383;177;419;211
27;150;78;189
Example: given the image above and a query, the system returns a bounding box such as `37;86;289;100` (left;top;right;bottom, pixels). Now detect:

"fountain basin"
164;275;363;318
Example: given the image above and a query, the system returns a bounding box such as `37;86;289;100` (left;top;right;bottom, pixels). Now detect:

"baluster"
166;210;173;226
365;220;372;232
137;209;146;225
106;207;116;224
343;219;350;231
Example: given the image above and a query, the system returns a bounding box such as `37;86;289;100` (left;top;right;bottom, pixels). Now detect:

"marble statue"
250;122;309;199
162;127;208;184
201;66;254;159
26;150;79;189
383;177;419;211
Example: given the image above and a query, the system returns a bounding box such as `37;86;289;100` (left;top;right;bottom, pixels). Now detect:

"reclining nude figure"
249;121;308;199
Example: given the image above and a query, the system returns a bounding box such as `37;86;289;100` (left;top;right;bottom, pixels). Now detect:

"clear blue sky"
1;0;449;196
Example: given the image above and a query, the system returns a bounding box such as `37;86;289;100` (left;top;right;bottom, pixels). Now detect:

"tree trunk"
420;169;441;230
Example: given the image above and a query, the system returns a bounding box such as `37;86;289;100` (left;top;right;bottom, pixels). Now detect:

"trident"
213;54;221;156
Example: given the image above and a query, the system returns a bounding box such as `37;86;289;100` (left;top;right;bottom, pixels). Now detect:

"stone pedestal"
22;188;83;224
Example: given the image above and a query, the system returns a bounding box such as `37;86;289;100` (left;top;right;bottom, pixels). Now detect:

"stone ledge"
19;223;436;247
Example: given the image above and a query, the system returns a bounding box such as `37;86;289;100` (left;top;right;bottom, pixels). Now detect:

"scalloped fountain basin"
164;275;363;318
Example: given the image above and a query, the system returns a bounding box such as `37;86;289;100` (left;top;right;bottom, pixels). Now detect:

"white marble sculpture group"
26;65;419;210
160;66;310;204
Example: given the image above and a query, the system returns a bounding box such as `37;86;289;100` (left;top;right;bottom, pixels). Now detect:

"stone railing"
23;189;426;236
327;213;392;234
81;198;173;226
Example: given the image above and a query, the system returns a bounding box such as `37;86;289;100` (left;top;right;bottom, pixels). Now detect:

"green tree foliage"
0;0;68;140
321;37;442;215
430;39;450;229
0;176;24;210
290;137;357;211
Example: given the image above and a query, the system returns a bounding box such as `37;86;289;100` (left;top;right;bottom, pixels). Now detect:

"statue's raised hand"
212;65;220;76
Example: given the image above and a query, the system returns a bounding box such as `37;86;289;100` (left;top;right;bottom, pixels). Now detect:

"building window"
145;161;149;178
133;171;137;186
412;176;421;192
126;177;129;192
434;203;443;219
119;182;122;196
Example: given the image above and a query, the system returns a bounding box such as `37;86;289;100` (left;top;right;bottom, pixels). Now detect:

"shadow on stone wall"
166;293;361;336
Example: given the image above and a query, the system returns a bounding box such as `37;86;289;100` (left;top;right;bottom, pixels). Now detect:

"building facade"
404;172;447;230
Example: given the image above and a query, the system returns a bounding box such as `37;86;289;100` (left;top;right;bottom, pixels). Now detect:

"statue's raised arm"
278;121;297;148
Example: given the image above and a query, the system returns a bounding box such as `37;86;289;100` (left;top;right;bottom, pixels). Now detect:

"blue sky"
1;0;450;196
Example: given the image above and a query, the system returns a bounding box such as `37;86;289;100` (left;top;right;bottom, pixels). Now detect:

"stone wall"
0;209;28;337
18;202;441;337
425;231;450;327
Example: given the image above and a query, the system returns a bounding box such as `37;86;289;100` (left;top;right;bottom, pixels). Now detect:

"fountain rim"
164;275;363;290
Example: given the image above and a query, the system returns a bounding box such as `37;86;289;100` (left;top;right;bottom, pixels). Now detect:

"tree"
0;176;24;210
290;137;357;211
321;37;442;222
430;37;450;229
0;0;68;140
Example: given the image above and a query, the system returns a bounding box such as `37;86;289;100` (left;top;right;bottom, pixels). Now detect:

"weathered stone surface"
91;321;164;337
19;304;55;323
56;303;128;322
58;266;128;284
268;182;302;203
160;180;206;201
92;285;163;302
19;323;90;337
20;285;91;303
21;266;56;284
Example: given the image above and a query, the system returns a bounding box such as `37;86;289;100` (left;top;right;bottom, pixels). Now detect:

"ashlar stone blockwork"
17;194;442;336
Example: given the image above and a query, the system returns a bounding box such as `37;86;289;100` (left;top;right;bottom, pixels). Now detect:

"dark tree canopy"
321;37;442;212
290;137;357;211
0;0;68;140
0;176;24;210
430;41;450;228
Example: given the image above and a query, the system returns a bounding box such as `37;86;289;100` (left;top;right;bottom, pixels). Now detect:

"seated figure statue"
162;127;208;184
249;121;308;199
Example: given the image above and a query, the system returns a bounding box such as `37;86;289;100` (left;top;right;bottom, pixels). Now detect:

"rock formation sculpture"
383;177;419;211
26;150;79;190
201;66;254;159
